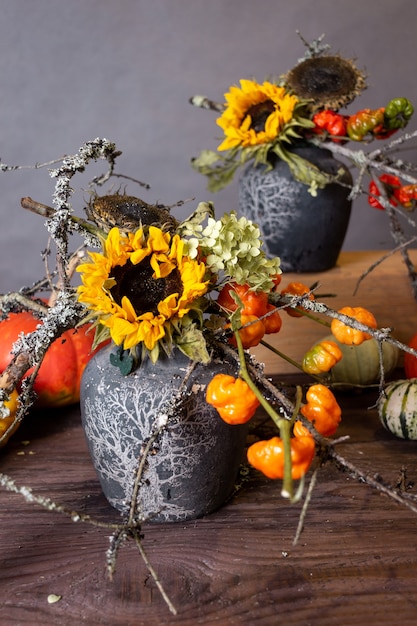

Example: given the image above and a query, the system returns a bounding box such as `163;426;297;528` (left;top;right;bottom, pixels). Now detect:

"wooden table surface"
1;375;417;626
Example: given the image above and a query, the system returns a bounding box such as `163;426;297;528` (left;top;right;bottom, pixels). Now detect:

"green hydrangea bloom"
183;208;281;291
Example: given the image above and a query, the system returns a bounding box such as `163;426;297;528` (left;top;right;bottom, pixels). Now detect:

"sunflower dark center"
246;100;275;132
299;67;347;95
110;258;183;316
288;57;357;99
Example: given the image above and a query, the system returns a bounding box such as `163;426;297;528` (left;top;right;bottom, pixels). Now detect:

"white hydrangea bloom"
183;237;200;259
180;208;281;291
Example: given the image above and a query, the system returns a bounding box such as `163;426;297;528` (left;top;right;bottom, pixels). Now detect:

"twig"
0;140;122;436
353;242;417;296
0;293;48;317
0;472;122;530
312;132;417;185
109;172;151;189
0;156;68;173
106;529;128;580
293;466;319;545
328;447;417;515
0;470;178;614
293;296;417;359
189;95;225;112
127;359;198;524
133;531;178;615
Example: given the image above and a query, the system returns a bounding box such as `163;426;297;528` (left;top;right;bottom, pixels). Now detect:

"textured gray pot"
238;144;353;272
80;343;249;522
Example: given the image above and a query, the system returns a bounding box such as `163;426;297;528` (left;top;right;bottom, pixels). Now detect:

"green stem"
260;339;303;372
235;330;282;430
259;339;327;384
280;418;293;499
234;329;299;501
281;386;303;500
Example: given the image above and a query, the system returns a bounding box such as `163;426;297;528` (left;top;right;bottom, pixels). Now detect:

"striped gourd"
377;379;417;440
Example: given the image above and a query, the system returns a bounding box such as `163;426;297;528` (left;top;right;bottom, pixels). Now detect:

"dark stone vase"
238;144;353;272
80;343;248;523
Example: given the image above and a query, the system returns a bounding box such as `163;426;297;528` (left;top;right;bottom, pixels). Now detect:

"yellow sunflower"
77;226;208;353
216;79;300;151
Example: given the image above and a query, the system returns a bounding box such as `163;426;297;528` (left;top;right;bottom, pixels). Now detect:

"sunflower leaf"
90;323;111;352
191;150;241;192
176;326;210;364
110;345;135;376
271;146;333;190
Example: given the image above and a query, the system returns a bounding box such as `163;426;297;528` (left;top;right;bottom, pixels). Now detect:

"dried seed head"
285;55;366;112
86;193;179;233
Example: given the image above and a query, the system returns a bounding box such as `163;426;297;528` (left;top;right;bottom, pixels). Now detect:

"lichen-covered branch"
0;139;124;438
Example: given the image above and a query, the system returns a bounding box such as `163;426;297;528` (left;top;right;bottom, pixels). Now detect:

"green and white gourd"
377;379;417;440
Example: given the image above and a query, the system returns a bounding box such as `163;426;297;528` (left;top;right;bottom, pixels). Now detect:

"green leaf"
191;149;221;168
272;146;334;190
176;326;210;364
191;150;241;192
90;323;111;352
110;345;135;375
180;201;215;231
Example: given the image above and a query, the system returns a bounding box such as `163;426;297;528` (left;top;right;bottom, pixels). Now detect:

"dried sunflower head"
285;55;366;112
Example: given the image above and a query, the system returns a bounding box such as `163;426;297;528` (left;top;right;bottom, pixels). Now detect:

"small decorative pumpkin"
0;310;105;407
319;335;399;387
377;378;417;440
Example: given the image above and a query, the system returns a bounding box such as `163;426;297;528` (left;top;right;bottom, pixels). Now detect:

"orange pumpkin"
0;310;105;407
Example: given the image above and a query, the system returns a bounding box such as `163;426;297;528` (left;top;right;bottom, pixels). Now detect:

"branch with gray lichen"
0;139;124;437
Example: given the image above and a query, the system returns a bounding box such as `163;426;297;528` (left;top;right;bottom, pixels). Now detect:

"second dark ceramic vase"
238;144;353;272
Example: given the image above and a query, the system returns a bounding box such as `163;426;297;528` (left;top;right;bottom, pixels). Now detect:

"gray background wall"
0;0;416;292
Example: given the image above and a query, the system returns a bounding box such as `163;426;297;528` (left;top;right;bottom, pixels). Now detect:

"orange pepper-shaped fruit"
262;304;282;335
206;373;260;425
302;340;343;375
247;435;315;480
300;384;341;437
331;306;377;345
227;314;265;349
395;184;417;209
280;282;314;317
217;282;268;317
292;420;311;438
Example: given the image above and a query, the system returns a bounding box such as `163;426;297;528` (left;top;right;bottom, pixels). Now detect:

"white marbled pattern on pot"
81;344;249;522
